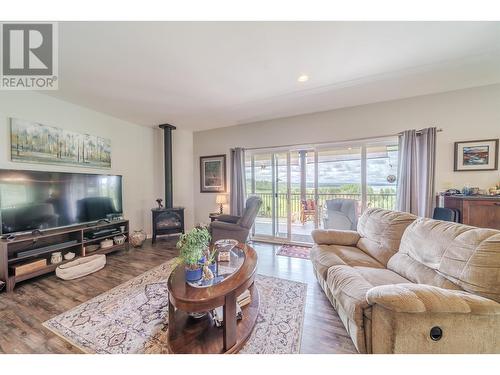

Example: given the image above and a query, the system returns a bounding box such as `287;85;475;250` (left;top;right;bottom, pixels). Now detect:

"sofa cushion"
387;250;462;291
356;208;417;266
388;217;500;303
326;265;411;352
310;244;383;280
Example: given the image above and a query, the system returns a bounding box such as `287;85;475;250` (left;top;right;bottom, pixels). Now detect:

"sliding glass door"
247;153;273;237
289;149;317;243
246;152;290;240
275;152;289;240
246;137;398;244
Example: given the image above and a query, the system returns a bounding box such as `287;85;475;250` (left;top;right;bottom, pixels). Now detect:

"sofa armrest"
311;229;360;246
366;283;500;353
367;283;500;315
210;221;244;231
210;220;249;243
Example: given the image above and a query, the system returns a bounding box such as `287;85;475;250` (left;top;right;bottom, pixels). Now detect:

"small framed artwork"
200;154;227;193
454;139;499;171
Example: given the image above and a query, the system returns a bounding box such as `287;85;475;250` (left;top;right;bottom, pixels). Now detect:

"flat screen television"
0;169;123;235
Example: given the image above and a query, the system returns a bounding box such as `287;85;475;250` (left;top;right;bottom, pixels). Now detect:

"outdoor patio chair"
300;199;317;224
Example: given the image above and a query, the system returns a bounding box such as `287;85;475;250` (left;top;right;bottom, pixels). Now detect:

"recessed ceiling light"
297;74;309;83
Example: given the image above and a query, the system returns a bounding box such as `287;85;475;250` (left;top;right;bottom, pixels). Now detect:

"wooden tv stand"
0;219;129;293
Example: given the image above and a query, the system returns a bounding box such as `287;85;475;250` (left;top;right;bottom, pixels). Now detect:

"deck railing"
253;192;396;219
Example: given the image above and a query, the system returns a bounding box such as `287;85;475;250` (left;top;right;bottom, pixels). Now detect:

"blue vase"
185;267;202;282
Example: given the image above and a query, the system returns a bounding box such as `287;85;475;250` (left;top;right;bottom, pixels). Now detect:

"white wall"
193;84;500;224
0;91;194;235
171;128;195;230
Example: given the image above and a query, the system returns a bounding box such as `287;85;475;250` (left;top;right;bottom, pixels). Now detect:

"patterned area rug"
276;244;311;260
43;259;307;354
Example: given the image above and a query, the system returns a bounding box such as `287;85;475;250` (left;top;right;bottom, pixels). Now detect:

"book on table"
212;289;251;327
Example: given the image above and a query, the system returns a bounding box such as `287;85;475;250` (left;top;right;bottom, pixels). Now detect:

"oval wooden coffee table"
167;243;259;354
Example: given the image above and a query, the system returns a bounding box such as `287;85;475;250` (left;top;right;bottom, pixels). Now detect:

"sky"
246;148;398;187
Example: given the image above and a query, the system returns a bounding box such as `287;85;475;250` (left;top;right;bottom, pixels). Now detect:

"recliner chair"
210;196;262;243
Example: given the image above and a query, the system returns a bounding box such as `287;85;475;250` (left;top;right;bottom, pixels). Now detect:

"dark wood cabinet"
439;195;500;230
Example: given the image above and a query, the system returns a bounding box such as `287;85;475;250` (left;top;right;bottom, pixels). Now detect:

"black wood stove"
152;124;185;243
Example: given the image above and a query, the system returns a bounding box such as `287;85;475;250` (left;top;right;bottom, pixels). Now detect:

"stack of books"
237;289;251;307
212;289;252;327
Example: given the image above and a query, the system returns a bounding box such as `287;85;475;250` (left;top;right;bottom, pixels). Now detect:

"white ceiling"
47;22;500;131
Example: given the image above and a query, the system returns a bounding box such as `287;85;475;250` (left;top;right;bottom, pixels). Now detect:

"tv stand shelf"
8;241;82;264
83;231;128;244
0;220;129;293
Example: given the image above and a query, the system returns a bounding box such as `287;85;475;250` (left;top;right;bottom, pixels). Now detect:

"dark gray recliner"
210;196;262;243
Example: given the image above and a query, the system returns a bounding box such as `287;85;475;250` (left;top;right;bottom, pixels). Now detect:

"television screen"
0;169;123;235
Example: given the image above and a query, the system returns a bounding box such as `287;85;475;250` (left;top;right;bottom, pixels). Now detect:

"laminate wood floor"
0;238;357;354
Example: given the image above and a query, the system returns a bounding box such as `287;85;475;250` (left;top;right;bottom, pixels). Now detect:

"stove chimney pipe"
159;124;176;208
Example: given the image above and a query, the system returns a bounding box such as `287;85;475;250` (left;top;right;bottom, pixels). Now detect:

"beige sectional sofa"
311;208;500;354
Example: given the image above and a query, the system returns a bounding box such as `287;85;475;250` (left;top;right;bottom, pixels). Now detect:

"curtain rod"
242;128;443;152
398;128;443;136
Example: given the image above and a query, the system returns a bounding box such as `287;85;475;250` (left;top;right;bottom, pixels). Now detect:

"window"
245;137;398;243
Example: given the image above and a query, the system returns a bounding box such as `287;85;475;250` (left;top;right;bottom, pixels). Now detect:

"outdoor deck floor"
254;218;316;243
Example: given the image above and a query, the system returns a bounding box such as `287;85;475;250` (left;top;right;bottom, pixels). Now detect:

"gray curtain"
230;147;246;216
396;127;436;217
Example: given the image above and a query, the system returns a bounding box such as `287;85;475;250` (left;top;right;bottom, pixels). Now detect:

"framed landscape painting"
454;139;498;171
200;154;227;193
10;118;111;168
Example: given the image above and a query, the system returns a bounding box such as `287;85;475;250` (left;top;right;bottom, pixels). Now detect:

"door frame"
250;151;293;243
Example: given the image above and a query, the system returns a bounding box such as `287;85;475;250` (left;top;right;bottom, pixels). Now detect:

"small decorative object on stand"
218;251;230;262
85;244;100;253
214;238;238;252
462;186;480;196
214;238;237;262
201;246;217;280
130;230;147;248
202;263;214;280
64;252;76;261
113;234;126;245
156;198;164;209
50;252;63;264
100;238;114;249
489;182;500;195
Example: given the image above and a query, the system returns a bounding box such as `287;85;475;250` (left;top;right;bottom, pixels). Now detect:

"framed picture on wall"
200;154;227;193
10;118;112;168
454;139;499;171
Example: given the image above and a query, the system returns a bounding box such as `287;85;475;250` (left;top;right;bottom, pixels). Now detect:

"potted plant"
176;227;211;282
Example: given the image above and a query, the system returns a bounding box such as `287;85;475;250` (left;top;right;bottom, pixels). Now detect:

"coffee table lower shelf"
167;284;260;354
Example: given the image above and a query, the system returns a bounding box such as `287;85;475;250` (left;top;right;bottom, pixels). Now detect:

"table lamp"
216;194;228;214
